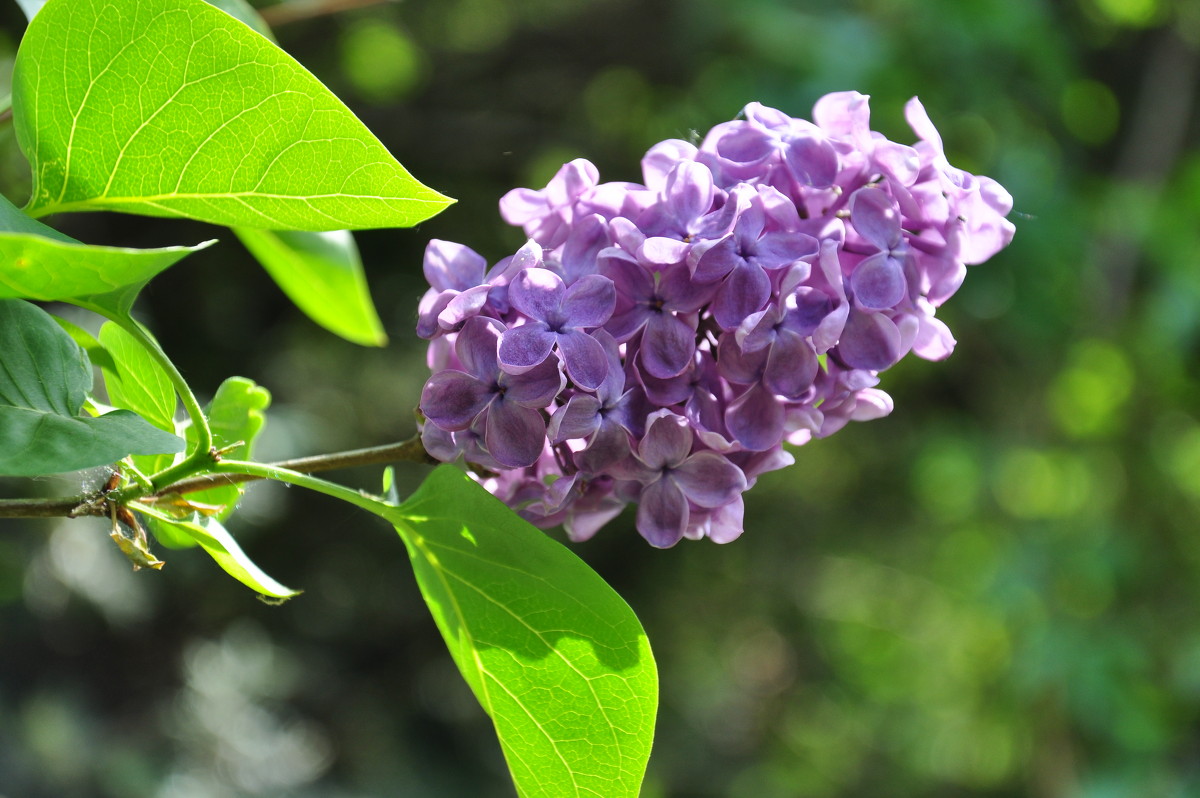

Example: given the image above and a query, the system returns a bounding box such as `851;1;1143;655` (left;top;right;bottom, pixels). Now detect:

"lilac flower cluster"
417;92;1014;547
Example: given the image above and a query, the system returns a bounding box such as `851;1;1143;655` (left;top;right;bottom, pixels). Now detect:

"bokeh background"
3;0;1200;795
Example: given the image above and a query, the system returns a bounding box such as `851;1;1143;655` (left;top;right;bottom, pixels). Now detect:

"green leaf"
51;315;117;373
203;0;275;41
235;228;387;346
0;195;214;304
134;505;300;600
387;465;657;798
14;0;454;230
187;376;271;518
99;322;179;433
0;299;184;476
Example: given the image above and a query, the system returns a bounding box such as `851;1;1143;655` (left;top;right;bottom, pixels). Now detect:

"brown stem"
0;436;436;520
156;437;436;497
258;0;398;27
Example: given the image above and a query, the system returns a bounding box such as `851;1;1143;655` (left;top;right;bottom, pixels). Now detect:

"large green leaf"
387;466;657;798
0;299;184;476
134;505;299;600
99;322;178;433
13;0;453;230
235;228;386;346
0;194;213;303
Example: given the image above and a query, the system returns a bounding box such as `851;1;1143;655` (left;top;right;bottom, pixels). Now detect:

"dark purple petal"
509;268;565;322
724;383;785;451
547;394;602;442
455;316;502;382
636;477;688;548
557;330;609;390
712;262;771;330
575;420;633;473
673;451;747;508
640;311;696;379
420;371;492;430
484;401;547;468
850;187;903;249
638;412;693;469
562;274;617;329
837;309;902;371
851;253;908;310
764;329;818;399
423;240;487;291
498;321;556;372
503;356;565;406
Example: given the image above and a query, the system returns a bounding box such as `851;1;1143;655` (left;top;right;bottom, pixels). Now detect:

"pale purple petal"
455;316;502;382
712;263;771;330
561;274;616;329
503;356;565;406
673;451;747;508
548;394;602;442
438;285;491;331
837;309;902;371
557;330;609;390
498;322;556;372
424;240;487;291
509;268;566;322
764;329;818;399
484;401;547;468
640;237;691;266
851;252;908;310
575;421;633;473
592;329;626;405
416;289;455;339
850;187;903;249
725;383;785;451
784;134;839;188
636;477;688;548
420;371;492;430
638;412;693;469
640;311;696;379
705;495;745;544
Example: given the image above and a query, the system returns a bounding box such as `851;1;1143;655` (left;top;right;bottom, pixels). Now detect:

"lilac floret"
415;92;1015;546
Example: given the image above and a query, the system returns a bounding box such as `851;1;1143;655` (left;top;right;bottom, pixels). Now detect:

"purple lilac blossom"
416;92;1015;547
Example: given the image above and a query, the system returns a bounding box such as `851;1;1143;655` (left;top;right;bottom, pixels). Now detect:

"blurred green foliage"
2;0;1199;796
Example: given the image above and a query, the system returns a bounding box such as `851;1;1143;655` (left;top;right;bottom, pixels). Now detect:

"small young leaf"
0;299;184;476
14;0;453;230
0;195;213;304
99;322;179;433
186;376;271;519
387;465;657;798
134;505;300;600
235;228;387;346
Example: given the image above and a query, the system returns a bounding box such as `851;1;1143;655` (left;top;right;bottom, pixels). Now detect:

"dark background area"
3;0;1200;796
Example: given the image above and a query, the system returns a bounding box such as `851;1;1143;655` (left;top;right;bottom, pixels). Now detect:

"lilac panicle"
416;92;1014;546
